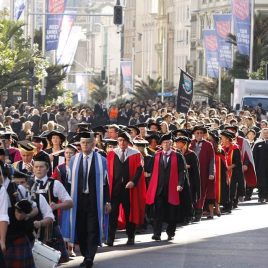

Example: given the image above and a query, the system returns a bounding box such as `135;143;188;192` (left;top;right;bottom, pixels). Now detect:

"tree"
90;76;108;103
0;13;47;93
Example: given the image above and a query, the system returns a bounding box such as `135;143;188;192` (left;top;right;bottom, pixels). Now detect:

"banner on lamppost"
120;61;133;92
176;69;194;114
214;14;233;69
45;0;66;51
203;29;219;78
57;11;76;64
14;0;25;20
232;0;251;56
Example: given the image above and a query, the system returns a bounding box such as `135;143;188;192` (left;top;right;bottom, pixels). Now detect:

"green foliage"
44;64;68;104
90;76;108;103
194;76;218;99
0;16;47;93
250;60;268;80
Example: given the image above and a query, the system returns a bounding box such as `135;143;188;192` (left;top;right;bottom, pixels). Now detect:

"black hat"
0;148;5;155
46;130;66;143
220;130;235;140
145;133;160;141
172;129;191;138
148;122;161;131
209;131;220;144
118;131;132;143
159;132;172;144
15;199;32;214
0;131;17;140
135;123;147;128
77;131;95;140
65;144;78;152
32;136;48;150
103;139;118;146
224;125;238;133
92;126;106;134
76;122;91;129
133;138;149;147
127;125;140;135
18;140;36;153
192;125;207;134
174;136;191;144
33;153;51;165
13;170;30;180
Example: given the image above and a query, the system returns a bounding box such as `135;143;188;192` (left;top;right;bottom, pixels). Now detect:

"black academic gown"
253;140;268;199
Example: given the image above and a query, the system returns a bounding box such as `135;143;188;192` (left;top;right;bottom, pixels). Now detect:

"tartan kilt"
46;225;69;263
5;236;35;268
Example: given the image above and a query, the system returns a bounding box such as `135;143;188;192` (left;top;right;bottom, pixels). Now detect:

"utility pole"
249;0;255;74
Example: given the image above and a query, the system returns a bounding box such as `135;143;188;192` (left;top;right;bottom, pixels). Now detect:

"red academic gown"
236;136;257;187
190;139;215;209
107;150;146;227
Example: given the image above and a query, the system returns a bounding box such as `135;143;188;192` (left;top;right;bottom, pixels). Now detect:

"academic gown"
253;140;268;199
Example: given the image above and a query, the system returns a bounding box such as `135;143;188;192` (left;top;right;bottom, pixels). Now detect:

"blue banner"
45;0;66;51
214;14;233;69
232;0;251;56
14;0;25;20
203;30;219;78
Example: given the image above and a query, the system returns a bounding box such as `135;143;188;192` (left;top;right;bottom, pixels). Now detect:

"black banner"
176;69;193;114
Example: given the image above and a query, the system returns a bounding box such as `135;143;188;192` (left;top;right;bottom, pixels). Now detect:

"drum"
32;240;61;268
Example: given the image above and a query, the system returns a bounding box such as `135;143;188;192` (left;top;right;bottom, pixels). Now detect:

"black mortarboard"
32;136;48;150
159;132;172;144
15;199;32;214
92;126;106;134
46;130;66;143
148;122;161;131
224;125;239;133
174;136;191;144
33;153;51;164
65;144;78;152
103;139;118;146
118;131;132;143
209;131;220;144
77;131;95;140
127;126;140;135
145;133;160;142
133;138;149;147
192;125;207;134
18;140;36;153
135;123;147;128
76;122;91;129
220;130;235;140
172;129;191;138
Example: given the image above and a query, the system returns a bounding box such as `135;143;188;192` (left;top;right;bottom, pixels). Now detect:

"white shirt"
3;178;37;208
0;186;9;223
39;194;55;221
83;152;94;193
34;175;72;202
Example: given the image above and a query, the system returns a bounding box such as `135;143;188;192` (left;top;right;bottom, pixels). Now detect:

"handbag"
32;239;61;268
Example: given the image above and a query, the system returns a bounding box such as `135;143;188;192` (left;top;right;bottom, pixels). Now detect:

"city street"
62;193;268;268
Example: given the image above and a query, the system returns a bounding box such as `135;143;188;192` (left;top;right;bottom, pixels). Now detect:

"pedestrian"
69;132;111;268
106;131;146;246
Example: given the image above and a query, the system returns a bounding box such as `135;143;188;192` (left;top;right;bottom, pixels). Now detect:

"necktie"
83;156;89;192
36;180;43;188
163;153;168;168
120;150;125;163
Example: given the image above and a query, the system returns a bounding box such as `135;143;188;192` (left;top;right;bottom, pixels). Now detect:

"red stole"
146;150;180;206
107;151;146;226
222;144;239;182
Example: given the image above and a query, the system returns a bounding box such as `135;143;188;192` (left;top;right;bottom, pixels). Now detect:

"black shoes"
126;238;135;245
167;236;174;241
80;258;93;268
105;238;114;247
152;235;161;241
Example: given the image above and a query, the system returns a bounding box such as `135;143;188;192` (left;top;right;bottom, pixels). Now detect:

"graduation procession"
0;100;268;268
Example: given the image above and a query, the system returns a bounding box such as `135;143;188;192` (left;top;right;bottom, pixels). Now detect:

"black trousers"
153;195;177;237
0;249;6;268
109;188;135;241
76;209;99;262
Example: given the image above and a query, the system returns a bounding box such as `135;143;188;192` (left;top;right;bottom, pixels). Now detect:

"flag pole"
249;0;255;74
